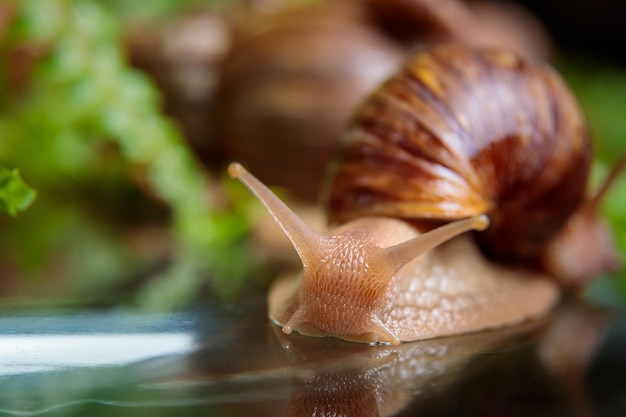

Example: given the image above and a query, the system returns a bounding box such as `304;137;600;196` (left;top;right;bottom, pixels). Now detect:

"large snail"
229;45;621;346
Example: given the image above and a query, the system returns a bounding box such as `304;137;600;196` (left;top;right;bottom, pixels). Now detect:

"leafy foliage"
0;0;251;306
0;165;35;216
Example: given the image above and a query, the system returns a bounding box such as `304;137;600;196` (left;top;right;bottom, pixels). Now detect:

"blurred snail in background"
230;45;622;345
215;3;404;201
215;0;551;202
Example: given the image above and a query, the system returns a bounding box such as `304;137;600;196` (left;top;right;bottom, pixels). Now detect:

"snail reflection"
273;301;611;417
274;321;538;417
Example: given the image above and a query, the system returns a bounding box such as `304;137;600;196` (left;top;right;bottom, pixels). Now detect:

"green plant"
0;0;251;307
0;164;35;216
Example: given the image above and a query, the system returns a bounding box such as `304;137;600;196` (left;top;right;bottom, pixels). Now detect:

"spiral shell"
327;45;591;261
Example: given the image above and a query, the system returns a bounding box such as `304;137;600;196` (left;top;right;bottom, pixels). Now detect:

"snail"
229;45;621;346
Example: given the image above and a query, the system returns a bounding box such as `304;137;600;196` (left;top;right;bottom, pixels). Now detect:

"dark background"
517;0;626;64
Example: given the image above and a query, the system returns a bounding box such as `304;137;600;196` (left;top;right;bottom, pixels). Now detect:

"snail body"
266;215;557;345
229;45;619;345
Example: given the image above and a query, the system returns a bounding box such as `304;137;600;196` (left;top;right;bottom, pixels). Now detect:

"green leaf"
0;166;36;216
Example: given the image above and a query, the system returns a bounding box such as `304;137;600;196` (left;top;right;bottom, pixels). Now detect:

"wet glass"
0;292;624;417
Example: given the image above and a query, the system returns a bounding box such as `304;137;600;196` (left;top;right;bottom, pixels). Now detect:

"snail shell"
327;45;591;263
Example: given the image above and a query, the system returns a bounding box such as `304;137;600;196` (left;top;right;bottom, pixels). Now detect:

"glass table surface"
0;292;624;417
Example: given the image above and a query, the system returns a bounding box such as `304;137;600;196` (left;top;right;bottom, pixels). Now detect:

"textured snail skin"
268;217;558;345
328;45;591;263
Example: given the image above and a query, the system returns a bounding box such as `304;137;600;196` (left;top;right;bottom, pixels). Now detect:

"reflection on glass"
0;333;195;376
273;302;612;417
274;323;540;417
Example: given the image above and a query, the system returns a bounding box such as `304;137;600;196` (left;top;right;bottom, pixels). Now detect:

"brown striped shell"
327;45;592;262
